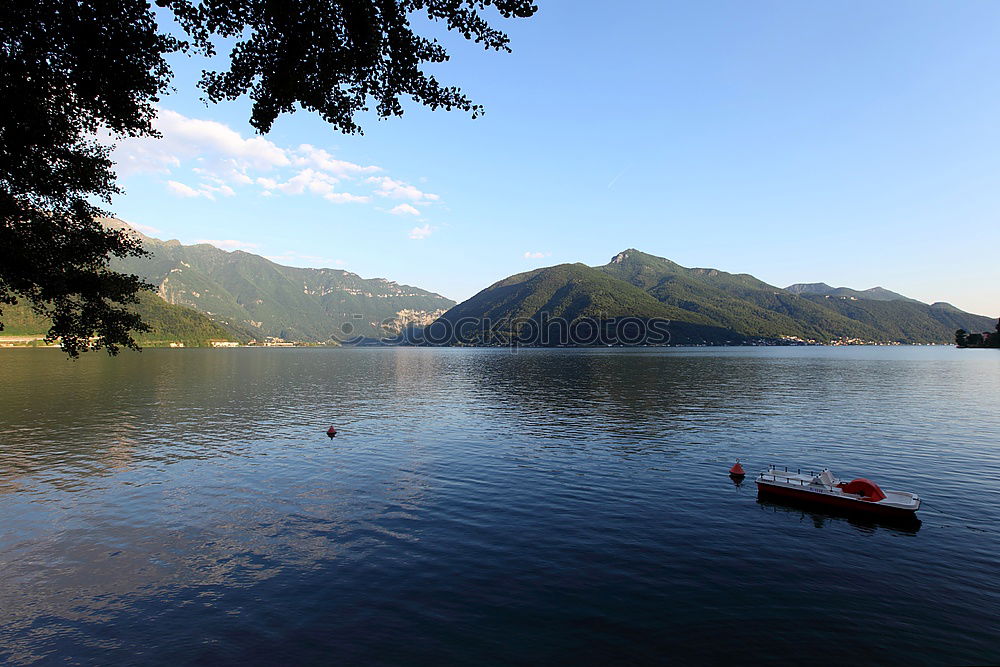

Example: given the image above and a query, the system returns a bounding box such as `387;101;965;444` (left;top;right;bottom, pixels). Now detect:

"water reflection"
756;496;922;535
0;347;997;665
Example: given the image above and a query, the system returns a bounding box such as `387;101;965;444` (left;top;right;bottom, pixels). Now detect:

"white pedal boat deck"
756;465;920;517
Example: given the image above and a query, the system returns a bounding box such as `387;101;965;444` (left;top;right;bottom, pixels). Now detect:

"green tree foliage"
1;0;536;355
956;320;1000;348
127;291;243;346
0;291;241;346
162;0;537;134
986;319;1000;348
0;0;175;356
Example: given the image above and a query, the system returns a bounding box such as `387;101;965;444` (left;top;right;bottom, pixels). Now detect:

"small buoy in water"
729;460;745;477
326;425;337;439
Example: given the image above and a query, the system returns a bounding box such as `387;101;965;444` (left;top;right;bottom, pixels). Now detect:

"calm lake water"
0;346;998;665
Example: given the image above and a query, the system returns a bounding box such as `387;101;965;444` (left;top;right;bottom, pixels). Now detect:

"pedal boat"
756;466;920;518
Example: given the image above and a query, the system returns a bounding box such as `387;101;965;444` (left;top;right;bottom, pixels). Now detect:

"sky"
110;0;1000;316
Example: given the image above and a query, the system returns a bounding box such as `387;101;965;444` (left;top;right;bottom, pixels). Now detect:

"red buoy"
729;460;745;477
326;425;337;438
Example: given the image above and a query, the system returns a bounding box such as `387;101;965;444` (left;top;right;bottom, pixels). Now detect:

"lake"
0;346;998;664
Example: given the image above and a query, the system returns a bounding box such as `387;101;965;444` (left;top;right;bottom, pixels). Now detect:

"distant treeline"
956;319;1000;348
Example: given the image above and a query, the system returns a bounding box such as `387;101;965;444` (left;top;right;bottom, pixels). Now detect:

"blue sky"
111;0;1000;316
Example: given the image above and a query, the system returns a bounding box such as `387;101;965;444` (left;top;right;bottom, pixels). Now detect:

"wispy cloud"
390;203;421;216
111;108;434;213
115;109;288;179
166;179;234;200
262;168;338;196
607;164;630;190
129;222;162;236
295;144;382;177
325;192;370;204
166;180;203;198
409;224;433;240
524;251;552;259
368;176;439;203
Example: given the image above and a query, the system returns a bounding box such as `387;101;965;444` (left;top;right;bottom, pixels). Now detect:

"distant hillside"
436;249;993;346
432;263;754;345
1;291;240;347
597;250;886;341
786;282;920;303
799;295;996;341
602;249;995;343
104;219;454;341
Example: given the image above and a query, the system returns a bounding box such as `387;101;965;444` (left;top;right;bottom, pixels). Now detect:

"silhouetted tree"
1;0;537;356
955;329;968;347
966;333;984;347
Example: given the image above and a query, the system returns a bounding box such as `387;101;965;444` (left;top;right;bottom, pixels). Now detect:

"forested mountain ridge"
597;250;885;341
435;249;994;345
785;282;920;303
600;249;994;343
104;219;455;341
432;263;754;345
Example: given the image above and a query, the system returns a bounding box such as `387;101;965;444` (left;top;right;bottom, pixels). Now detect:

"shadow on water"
756;495;922;535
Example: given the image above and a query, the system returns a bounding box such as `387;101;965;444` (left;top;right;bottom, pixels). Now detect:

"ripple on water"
0;347;998;664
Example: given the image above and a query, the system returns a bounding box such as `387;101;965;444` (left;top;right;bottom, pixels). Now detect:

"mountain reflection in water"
0;346;997;665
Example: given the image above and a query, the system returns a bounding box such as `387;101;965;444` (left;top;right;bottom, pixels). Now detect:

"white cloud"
409;224;433;240
273;169;338;196
256;169;368;203
166;180;203;198
325;192;370;204
296;144;381;177
129;222;162;235
113;145;180;175
194;165;252;187
112;108;441;213
203;183;236;198
368;176;439;203
165;179;233;200
196;239;260;251
390;203;421;216
156;109;290;171
524;251;552;259
113;110;288;179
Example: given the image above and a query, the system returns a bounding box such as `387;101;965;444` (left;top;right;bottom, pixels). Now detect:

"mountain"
0;291;239;346
797;295;997;341
785;282;919;303
437;249;994;345
104;219;455;341
598;250;888;341
601;249;993;343
432;263;757;345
